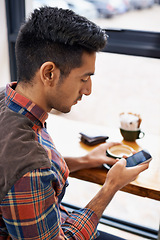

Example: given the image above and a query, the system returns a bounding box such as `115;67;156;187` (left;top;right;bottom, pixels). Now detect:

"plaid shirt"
0;83;98;239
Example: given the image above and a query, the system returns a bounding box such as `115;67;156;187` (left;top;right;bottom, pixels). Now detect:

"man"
0;6;149;239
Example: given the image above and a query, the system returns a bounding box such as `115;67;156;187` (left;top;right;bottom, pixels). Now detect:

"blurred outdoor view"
29;1;160;239
31;0;160;31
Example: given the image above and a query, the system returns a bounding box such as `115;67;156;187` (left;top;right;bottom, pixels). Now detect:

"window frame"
5;0;25;82
103;28;160;59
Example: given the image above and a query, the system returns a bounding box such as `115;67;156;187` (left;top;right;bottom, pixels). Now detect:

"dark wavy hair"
15;6;107;83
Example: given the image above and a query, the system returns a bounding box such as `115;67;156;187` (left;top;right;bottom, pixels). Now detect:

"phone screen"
126;150;152;167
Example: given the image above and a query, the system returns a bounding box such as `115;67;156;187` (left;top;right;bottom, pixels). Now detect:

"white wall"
0;0;10;87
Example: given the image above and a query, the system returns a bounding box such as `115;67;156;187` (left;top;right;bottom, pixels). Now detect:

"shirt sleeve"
1;168;99;240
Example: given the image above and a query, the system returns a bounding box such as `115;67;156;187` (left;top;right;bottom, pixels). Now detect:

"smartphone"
126;150;152;167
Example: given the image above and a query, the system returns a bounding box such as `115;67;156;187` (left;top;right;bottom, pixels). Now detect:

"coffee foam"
107;145;133;158
120;113;140;130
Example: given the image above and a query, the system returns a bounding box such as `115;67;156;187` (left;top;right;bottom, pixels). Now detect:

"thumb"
133;162;149;173
116;158;127;167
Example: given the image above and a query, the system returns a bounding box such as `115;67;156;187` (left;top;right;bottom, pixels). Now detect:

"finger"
116;158;127;167
105;157;118;165
95;142;121;153
135;162;149;172
99;142;121;149
127;162;149;177
105;142;122;149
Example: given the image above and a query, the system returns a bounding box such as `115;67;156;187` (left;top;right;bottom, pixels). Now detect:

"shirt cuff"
62;208;99;239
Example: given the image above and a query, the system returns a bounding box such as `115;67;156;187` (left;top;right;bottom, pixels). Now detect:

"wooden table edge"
70;168;160;201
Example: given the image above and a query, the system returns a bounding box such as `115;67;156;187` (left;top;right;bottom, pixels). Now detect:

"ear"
39;61;59;86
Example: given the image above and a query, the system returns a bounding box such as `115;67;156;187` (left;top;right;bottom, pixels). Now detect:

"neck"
15;82;34;101
15;82;48;112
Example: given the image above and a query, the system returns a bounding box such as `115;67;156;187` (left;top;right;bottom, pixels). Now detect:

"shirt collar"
5;82;48;128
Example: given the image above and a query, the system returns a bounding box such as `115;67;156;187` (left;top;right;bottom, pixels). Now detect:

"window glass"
62;51;160;135
94;0;160;32
29;0;160;32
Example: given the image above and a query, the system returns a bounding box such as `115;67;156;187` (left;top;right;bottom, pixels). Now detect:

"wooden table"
46;114;160;201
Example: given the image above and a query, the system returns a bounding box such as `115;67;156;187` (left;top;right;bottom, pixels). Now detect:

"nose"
81;77;92;96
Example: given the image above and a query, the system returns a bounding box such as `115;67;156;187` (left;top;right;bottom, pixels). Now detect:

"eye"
81;79;88;83
81;76;90;83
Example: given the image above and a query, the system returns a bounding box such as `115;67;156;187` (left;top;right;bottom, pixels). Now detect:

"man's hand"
86;158;149;220
84;142;121;168
64;142;121;172
105;158;149;191
65;142;149;220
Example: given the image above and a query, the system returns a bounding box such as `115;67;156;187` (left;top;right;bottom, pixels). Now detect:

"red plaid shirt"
0;83;98;239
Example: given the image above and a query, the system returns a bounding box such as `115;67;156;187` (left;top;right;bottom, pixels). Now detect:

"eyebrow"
81;72;95;77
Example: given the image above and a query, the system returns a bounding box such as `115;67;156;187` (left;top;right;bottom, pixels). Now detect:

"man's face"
46;51;96;113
